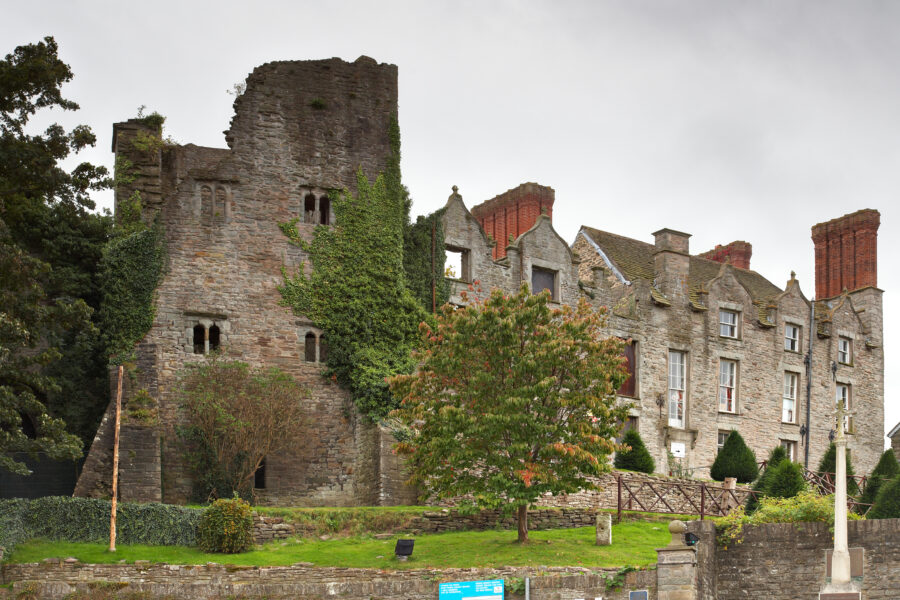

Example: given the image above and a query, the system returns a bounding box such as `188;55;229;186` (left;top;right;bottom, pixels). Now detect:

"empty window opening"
318;335;328;362
254;459;266;489
445;247;470;281
319;196;330;225
193;324;206;354
304;194;317;223
305;333;317;362
208;324;221;352
20;412;37;439
531;267;557;301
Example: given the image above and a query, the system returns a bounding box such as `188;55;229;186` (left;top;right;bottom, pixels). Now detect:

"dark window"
319;196;330;225
318;335;328;362
305;333;317;362
19;412;37;439
304;194;317;223
193;324;205;354
254;458;266;489
618;340;637;397
208;325;220;351
531;267;556;300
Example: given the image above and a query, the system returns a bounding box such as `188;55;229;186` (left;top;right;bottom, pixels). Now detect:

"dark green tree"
858;449;900;509
817;443;859;495
710;430;758;483
746;445;788;513
867;473;900;519
764;459;807;499
0;36;112;470
614;428;655;474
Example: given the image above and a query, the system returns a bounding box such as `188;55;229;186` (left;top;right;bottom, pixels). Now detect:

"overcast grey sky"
4;0;897;445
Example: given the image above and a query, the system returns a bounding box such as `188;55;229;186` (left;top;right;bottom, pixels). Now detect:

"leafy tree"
867;473;900;519
817;443;859;495
389;284;629;543
279;170;427;419
764;459;807;499
858;449;900;509
710;430;758;483
614;428;655;474
0;36;111;471
177;356;309;500
746;445;788;513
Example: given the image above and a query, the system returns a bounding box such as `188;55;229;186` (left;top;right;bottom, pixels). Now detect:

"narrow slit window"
668;350;686;428
304;194;317;224
319;196;330;225
617;340;637;397
783;372;798;423
208;324;220;352
304;332;317;362
318;335;328;362
718;359;737;413
254;458;266;489
193;324;206;354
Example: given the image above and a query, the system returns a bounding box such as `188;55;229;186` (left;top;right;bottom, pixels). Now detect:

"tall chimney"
653;228;691;301
470;183;554;259
698;241;752;270
811;209;880;299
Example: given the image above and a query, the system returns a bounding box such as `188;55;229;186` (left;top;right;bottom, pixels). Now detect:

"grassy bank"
8;521;669;570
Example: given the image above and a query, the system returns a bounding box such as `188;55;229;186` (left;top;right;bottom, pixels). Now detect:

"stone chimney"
470;183;554;259
698;241;752;270
653;228;691;300
811;209;880;299
112;118;164;225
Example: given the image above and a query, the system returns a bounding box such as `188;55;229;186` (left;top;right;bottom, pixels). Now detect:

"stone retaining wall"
0;562;657;600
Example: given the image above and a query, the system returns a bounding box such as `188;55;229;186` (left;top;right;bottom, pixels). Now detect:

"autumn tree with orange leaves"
389;283;629;543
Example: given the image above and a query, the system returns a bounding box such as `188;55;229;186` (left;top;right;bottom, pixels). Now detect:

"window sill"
838;361;853;367
718;410;741;416
781;421;800;426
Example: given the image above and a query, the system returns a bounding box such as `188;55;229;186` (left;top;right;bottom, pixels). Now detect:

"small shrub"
746;445;788;513
710;431;758;483
858;449;899;509
816;443;859;495
764;460;806;499
868;474;900;519
197;496;253;553
614;429;655;474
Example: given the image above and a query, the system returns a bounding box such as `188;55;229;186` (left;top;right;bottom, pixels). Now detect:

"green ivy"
404;209;449;312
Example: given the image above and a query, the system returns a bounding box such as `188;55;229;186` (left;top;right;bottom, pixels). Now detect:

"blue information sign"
439;579;505;600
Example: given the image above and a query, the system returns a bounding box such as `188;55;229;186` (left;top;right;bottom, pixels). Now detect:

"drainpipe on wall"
804;300;815;469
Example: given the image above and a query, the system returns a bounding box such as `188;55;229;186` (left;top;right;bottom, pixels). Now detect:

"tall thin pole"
831;367;850;585
110;365;124;552
431;219;436;313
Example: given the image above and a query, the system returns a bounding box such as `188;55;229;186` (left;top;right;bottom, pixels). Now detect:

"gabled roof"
580;226;782;303
888;422;900;439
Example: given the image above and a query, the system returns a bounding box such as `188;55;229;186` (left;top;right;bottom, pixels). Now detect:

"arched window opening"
19;412;37;439
209;324;221;352
319;196;330;225
304;332;317;362
318;335;328;362
304;194;317;223
254;458;266;489
193;324;206;354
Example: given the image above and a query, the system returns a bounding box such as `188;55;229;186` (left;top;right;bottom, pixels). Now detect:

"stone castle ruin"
75;56;884;506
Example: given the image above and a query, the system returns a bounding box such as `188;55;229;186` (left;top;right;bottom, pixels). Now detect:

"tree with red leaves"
389;283;629;542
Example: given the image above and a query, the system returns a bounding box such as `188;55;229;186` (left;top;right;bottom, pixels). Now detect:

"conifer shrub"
746;445;787;513
197;496;253;553
614;429;655;474
816;443;859;495
764;459;807;499
867;474;900;519
858;449;900;509
710;430;758;483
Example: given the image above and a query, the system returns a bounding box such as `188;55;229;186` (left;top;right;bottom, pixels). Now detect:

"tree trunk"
517;504;529;543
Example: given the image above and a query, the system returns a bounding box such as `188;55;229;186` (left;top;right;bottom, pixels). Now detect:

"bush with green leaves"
867;473;900;519
0;496;200;556
746;445;788;513
816;443;859;495
858;449;899;510
710;430;758;483
764;459;807;499
197;496;254;553
614;429;655;474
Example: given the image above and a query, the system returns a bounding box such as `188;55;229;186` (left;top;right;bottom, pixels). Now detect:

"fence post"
617;475;622;523
700;484;705;521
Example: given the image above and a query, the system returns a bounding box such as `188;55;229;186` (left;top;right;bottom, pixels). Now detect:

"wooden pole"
110;365;123;552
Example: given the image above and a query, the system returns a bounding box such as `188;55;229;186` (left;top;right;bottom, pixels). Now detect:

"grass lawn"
7;521;670;570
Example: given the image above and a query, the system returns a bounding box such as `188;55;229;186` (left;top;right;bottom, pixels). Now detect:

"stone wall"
0;562;657;600
687;517;900;599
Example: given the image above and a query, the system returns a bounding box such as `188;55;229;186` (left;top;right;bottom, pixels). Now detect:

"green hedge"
0;496;201;556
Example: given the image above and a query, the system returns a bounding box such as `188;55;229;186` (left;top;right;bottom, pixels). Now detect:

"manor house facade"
75;56;884;506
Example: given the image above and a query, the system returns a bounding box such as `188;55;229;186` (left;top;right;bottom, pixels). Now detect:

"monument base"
819;580;861;600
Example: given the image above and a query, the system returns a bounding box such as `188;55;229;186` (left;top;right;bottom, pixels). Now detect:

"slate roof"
580;226;783;305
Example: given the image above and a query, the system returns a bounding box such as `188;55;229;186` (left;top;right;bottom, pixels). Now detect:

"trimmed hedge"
197;497;254;553
868;475;900;519
746;445;788;513
614;429;655;474
0;496;201;556
710;430;758;483
859;449;900;509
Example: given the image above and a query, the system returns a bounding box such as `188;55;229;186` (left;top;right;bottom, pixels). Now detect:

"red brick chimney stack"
811;209;880;299
470;183;555;259
698;241;752;270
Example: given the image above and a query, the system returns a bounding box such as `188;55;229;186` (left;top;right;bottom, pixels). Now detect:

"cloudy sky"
4;0;898;445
